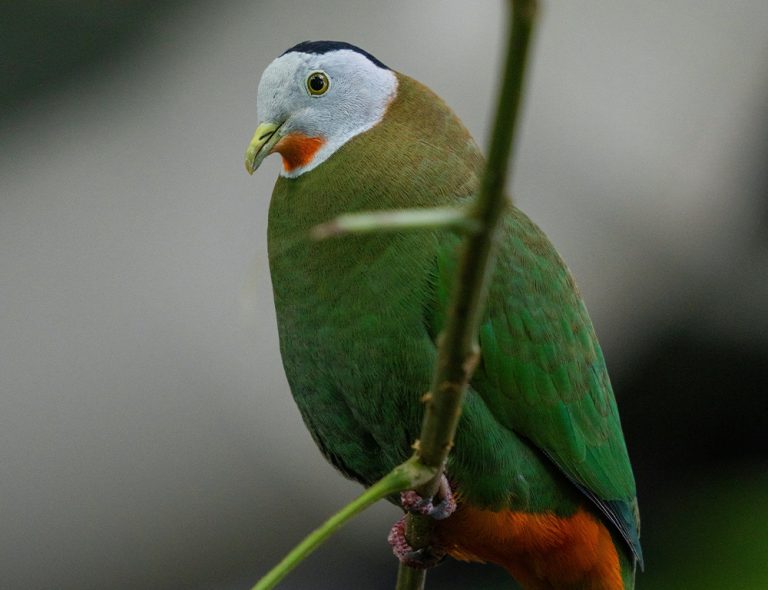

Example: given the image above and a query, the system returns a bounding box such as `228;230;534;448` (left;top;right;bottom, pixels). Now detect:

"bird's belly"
272;278;436;484
268;218;443;483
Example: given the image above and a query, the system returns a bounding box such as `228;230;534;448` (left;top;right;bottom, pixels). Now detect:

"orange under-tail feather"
435;503;624;590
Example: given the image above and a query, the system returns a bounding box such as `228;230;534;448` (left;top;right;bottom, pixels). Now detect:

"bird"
245;40;642;590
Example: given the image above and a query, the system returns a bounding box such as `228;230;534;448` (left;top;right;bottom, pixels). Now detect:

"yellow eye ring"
306;71;330;96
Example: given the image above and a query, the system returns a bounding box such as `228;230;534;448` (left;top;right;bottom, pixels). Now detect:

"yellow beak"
244;121;283;175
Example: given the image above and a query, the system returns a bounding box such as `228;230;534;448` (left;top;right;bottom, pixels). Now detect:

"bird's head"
244;41;398;178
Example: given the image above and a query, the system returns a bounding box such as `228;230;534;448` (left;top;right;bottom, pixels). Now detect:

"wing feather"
430;205;643;565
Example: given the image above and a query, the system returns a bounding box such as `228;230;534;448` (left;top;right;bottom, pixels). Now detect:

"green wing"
430;205;642;565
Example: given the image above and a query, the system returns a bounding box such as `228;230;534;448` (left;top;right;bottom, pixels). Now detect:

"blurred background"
1;1;767;588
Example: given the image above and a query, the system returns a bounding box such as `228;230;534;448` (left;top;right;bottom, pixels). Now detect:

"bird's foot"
387;516;446;569
387;475;455;568
400;474;456;520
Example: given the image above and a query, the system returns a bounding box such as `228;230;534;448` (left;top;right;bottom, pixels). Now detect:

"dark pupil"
309;75;325;92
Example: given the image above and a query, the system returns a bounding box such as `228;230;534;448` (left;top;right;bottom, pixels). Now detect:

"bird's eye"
306;71;330;96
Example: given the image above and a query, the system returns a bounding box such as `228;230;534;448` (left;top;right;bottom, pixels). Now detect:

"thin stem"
396;0;538;585
311;206;479;240
395;563;426;590
252;462;425;590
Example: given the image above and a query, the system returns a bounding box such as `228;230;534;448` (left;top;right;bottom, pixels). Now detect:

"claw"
400;474;456;520
387;516;446;569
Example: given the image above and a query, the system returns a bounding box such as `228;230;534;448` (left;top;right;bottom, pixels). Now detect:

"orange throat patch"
273;133;326;173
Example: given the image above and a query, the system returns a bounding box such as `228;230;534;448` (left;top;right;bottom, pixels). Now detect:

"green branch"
396;0;538;587
311;206;478;240
252;458;433;590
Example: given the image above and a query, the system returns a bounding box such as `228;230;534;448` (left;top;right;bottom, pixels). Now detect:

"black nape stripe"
281;40;390;70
